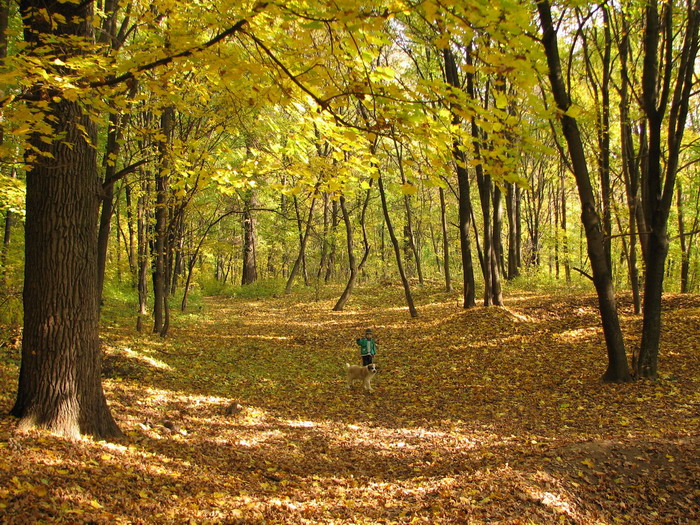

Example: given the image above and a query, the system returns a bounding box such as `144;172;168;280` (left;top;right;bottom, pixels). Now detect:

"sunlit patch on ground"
0;287;699;523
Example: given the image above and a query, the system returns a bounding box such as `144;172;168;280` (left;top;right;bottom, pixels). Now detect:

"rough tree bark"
11;0;122;439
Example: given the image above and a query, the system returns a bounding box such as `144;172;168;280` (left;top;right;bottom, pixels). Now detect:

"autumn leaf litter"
0;287;699;523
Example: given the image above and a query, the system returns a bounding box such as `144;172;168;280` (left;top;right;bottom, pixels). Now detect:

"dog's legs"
364;377;373;393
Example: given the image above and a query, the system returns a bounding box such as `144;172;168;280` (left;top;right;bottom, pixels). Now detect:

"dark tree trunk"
96;113;121;306
617;13;642;313
325;199;339;282
676;184;696;294
0;0;10;285
0;168;15;284
333;196;358;311
241;191;258;285
392;132;424;285
378;176;418;317
292;196;311;287
124;183;137;285
136;177;149;332
439;187;452;292
443;47;476;308
285;194;317;294
316;193;330;284
637;0;700;378
491;185;504;305
506;183;520;280
11;0;122;439
538;0;631;382
153;107;174;336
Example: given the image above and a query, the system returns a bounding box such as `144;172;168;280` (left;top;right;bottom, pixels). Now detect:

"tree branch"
573;266;594;281
90;19;249;89
102;159;149;190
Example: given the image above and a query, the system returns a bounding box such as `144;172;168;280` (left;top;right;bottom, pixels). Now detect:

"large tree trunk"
11;0;121;439
538;0;631;383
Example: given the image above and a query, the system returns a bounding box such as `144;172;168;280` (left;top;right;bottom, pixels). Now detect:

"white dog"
345;363;378;393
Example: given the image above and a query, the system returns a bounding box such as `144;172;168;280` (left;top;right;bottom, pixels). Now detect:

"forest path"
1;287;699;523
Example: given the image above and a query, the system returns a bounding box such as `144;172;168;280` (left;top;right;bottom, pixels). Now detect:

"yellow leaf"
88;500;102;509
564;105;582;118
401;182;418;196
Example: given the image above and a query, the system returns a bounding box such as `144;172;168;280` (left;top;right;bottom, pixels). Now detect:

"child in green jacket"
356;328;377;366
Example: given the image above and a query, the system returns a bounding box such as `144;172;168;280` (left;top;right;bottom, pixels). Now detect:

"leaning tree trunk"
378;175;418;318
11;0;122;439
285;193;317;294
538;0;631;382
333;196;358;311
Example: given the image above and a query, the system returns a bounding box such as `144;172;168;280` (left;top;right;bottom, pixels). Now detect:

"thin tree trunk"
378;175;418;317
285;194;317;294
491;184;504;305
241;190;258;285
136;177;149;332
506;183;519;280
443;46;476;308
325;199;339;283
0;0;11;285
439;187;452;292
333;196;358;311
637;0;700;378
538;0;631;382
153;107;174;336
392;131;424;285
97;113;120;307
617;13;642;313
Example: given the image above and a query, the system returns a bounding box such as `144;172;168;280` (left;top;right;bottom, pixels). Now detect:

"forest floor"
0;283;699;524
